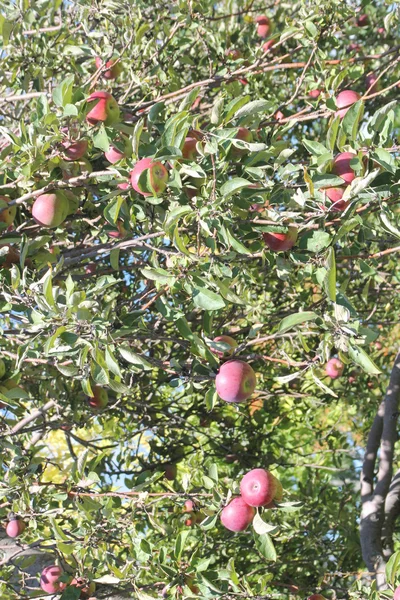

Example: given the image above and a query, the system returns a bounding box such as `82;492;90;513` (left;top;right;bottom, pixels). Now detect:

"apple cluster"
221;468;283;532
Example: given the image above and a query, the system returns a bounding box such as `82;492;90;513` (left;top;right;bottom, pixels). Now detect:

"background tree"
0;1;399;599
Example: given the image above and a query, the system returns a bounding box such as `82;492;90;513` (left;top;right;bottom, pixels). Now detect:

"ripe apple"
230;127;253;158
184;500;194;513
356;13;369;27
6;517;26;538
220;496;255;532
88;386;108;409
335;90;361;119
325;358;344;379
394;586;400;600
263;226;298;252
105;145;126;164
211;335;238;358
86;91;120;126
226;48;242;60
182;137;199;160
215;360;256;403
240;468;282;506
332;152;359;184
40;565;67;594
365;73;380;94
275;110;284;121
32;191;71;228
130;157;168;196
256;15;270;38
323;187;348;212
309;89;321;99
95;56;122;80
164;464;177;481
70;577;96;599
0;196;16;227
117;180;130;191
262;39;275;52
62;139;88;161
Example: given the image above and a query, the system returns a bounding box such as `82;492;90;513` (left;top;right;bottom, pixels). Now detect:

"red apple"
356;13;369;27
215;360;256;403
107;221;127;239
332;152;358;184
182;137;199;160
211;335;238;358
62;140;88;161
230;127;253;158
88;386;108;409
184;500;194;512
220;496;255;532
240;468;282;507
323;187;348;212
105;145;125;164
117;180;131;190
130;157;168;196
40;565;67;594
335;90;361;119
275;110;284;121
226;48;242;60
86;91;120;126
0;196;16;226
32;191;70;228
6;517;26;538
164;464;177;481
347;43;361;53
365;73;380;94
309;89;321;99
256;15;270;38
394;586;400;600
325;358;344;379
262;39;275;52
263;226;298;251
95;56;122;80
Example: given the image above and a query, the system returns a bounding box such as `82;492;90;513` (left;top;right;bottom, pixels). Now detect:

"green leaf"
340;100;364;141
119;346;153;370
299;230;331;253
205;386;218;410
141;267;175;285
348;343;382;375
93;124;110;151
278;311;318;333
302;139;329;156
311;371;338;398
252;513;279;535
234;99;272;119
42;268;56;308
178;86;201;111
385;550;400;586
192;286;225;311
324;247;336;302
174;530;190;561
220;177;251;197
224;95;251;123
254;533;277;561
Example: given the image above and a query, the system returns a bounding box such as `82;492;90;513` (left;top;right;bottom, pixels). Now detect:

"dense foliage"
0;0;400;599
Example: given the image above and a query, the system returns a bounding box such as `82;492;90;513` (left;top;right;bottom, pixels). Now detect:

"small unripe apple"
365;73;380;94
86;91;120;126
6;517;26;538
62;140;88;161
70;577;96;599
335;90;361;119
220;496;255;532
226;48;242;60
215;360;256;403
394;586;400;600
332;152;359;184
32;191;70;228
164;464;177;481
105;145;125;164
95;56;122;80
130;157;168;196
356;13;369;27
309;89;321;99
0;196;16;227
211;335;238;358
325;358;344;379
230;127;253;158
240;468;282;507
40;565;67;594
182;137;199;160
88;386;108;409
263;226;298;252
256;15;270;38
323;187;348;212
262;39;275;52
